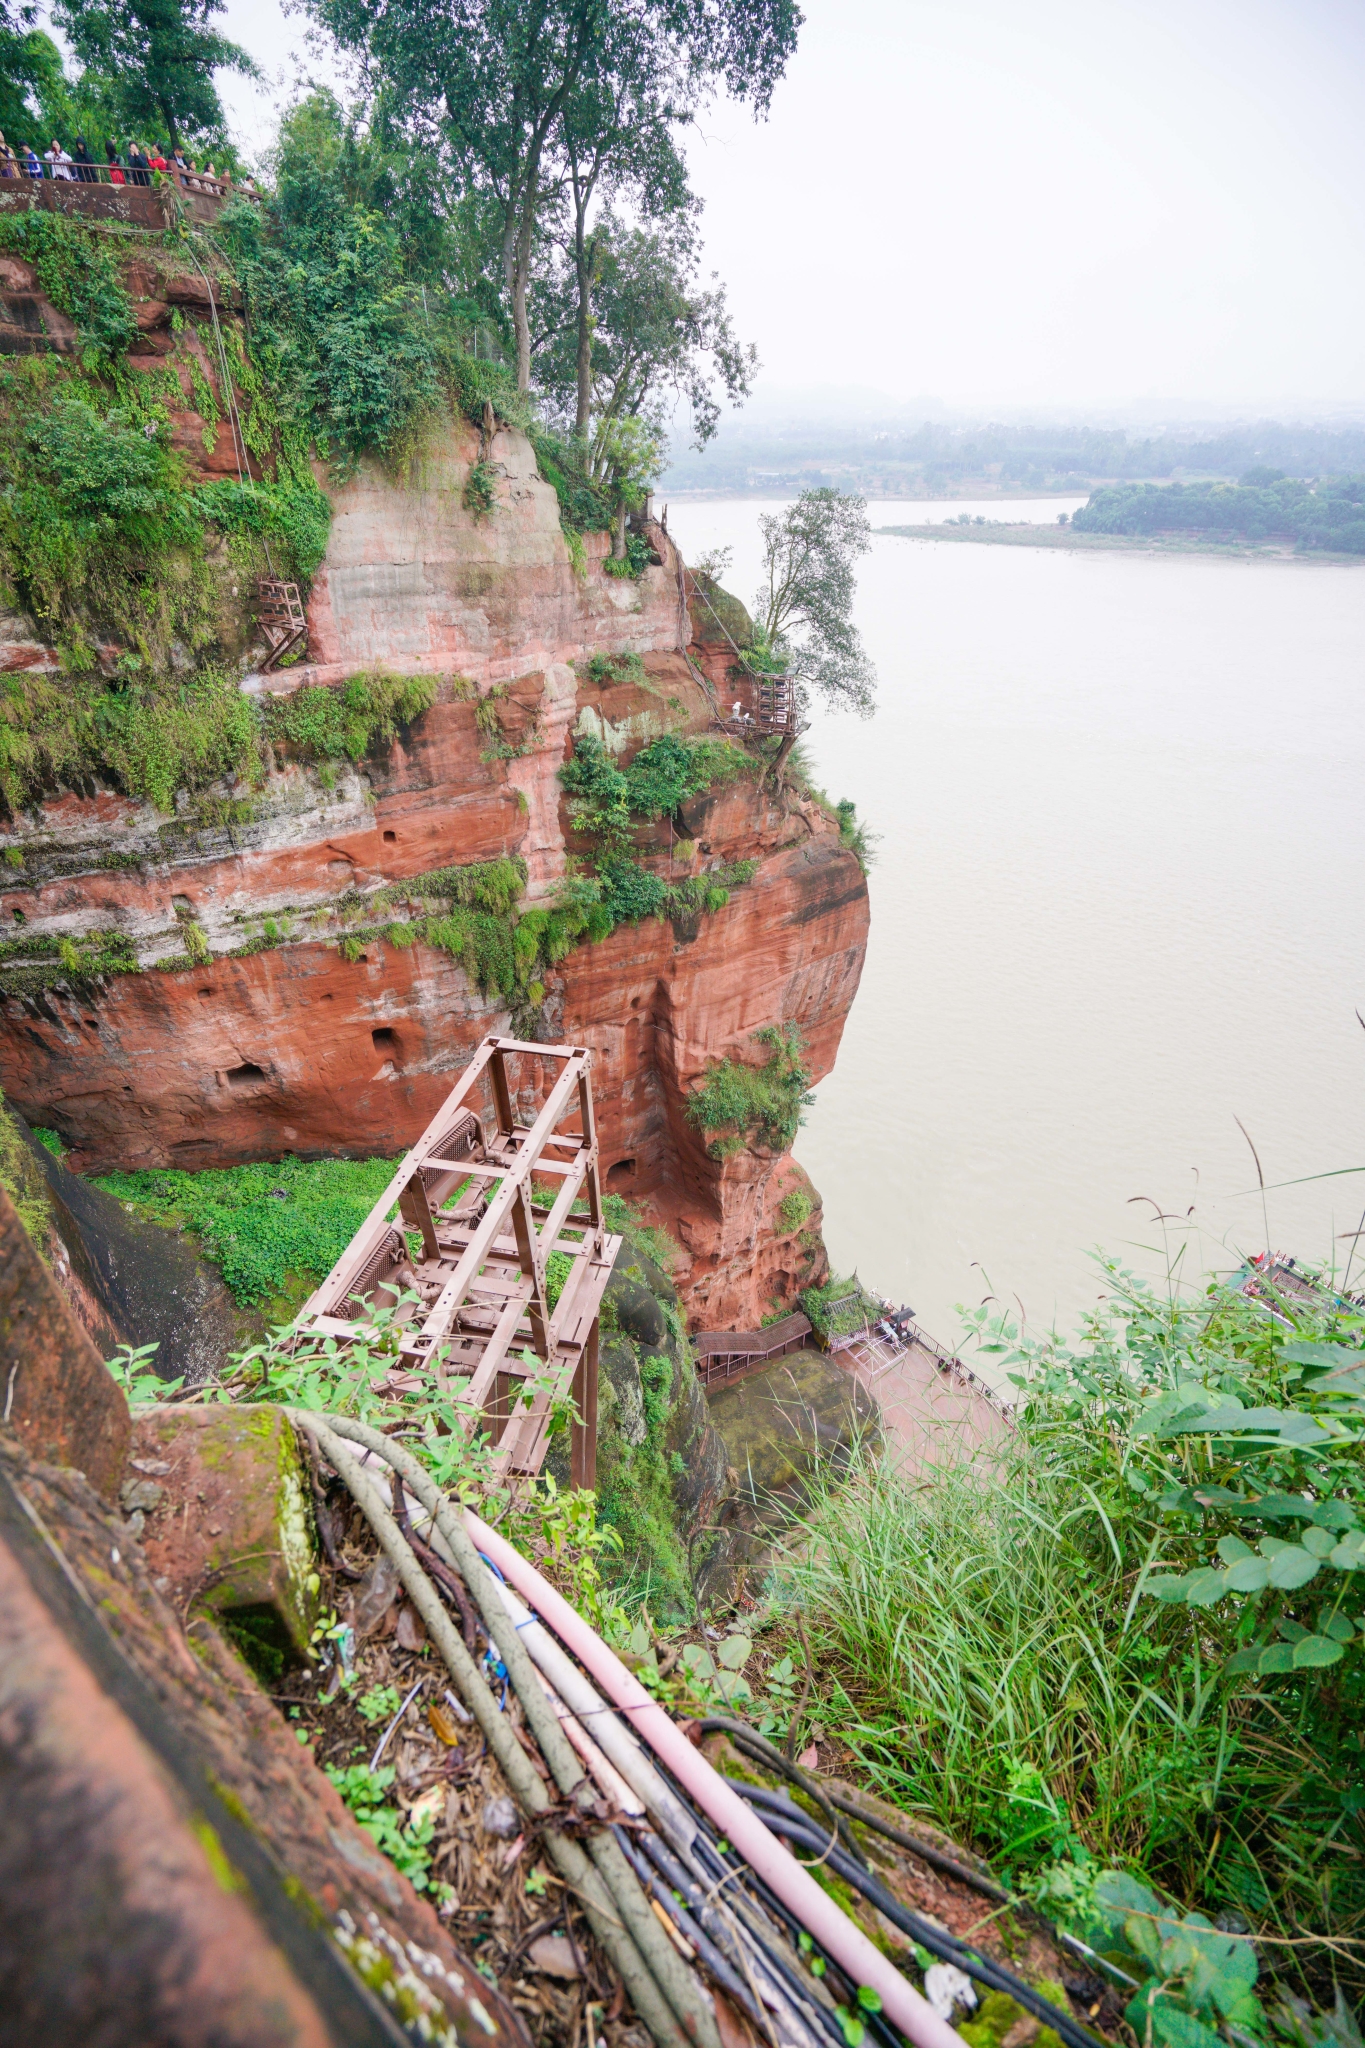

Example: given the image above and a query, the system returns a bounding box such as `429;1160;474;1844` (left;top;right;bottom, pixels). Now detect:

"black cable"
612;1827;771;2035
689;1835;855;2048
723;1784;1104;2048
639;1831;904;2048
823;1788;1009;1902
696;1716;869;1867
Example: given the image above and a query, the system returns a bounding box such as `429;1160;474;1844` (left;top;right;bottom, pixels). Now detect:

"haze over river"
666;498;1365;1373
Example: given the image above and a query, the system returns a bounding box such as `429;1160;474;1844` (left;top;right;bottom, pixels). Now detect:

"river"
665;497;1365;1372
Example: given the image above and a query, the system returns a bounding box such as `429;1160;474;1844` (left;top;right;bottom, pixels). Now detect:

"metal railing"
693;1311;813;1388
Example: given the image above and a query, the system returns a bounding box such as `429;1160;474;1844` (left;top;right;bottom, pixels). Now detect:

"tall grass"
779;1264;1365;2009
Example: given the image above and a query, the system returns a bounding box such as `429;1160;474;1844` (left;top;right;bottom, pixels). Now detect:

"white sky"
197;0;1365;411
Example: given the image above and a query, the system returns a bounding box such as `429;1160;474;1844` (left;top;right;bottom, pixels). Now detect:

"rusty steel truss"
257;576;308;672
296;1036;621;1485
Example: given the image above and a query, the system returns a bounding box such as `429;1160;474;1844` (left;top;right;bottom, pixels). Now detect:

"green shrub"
0;211;136;364
686;1025;813;1157
264;672;437;763
528;423;612;533
462;459;497;520
0;664;262;817
777;1187;813;1232
784;1262;1365;2012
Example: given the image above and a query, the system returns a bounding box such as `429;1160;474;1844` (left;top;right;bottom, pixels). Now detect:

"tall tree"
580;208;754;472
753;489;876;717
307;0;802;392
53;0;258;149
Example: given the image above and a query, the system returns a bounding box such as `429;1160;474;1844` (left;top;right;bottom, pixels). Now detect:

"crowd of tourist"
0;133;251;193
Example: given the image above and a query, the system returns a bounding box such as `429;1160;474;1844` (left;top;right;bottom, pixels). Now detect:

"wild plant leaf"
1222;1647;1262;1674
1224;1554;1271;1592
1184;1568;1227;1608
1309;1499;1360;1530
1216;1535;1253;1564
1126;1988;1225;2048
1256;1644;1296;1674
1331;1532;1365;1569
1319;1610;1356;1642
1279;1341;1365;1375
1301;1525;1338;1557
1292;1634;1344;1668
1278;1619;1310;1644
1152;1405;1336;1446
1265;1546;1321;1590
1145;1576;1192;1603
716;1634;752;1671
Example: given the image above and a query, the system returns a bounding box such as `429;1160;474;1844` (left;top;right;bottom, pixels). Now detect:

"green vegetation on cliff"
94;1151;403;1308
687;1025;813;1159
559;729;757;932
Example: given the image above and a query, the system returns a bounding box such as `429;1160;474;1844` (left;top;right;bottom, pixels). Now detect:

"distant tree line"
661;417;1365;493
1071;476;1365;553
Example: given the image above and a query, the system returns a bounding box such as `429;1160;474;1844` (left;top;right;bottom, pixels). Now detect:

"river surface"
666;497;1365;1373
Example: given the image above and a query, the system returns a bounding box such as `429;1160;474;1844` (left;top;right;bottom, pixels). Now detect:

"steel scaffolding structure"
296;1036;621;1485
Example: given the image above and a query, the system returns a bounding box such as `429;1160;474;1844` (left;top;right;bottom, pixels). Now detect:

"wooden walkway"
693;1313;813;1388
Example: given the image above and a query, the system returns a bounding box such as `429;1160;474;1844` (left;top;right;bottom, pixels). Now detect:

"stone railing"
0;162;257;228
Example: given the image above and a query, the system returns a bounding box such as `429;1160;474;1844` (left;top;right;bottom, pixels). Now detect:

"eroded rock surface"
0;254;868;1332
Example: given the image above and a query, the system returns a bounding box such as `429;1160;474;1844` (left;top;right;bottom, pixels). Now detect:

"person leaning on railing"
44;138;73;179
72;136;97;182
20;143;41;178
0;133;15;176
127;144;150;186
105;139;126;185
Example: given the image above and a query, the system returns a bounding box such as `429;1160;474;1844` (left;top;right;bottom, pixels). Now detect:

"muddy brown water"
669;499;1365;1385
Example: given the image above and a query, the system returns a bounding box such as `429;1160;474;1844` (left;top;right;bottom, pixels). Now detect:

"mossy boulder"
132;1402;319;1652
705;1349;880;1529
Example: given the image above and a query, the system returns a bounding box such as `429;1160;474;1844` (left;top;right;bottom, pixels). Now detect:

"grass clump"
686;1025;813;1159
93;1152;404;1307
558;730;756;942
264;672;437;764
782;1259;1365;2016
0;663;261;817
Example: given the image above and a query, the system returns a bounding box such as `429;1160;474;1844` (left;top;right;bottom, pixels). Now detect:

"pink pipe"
465;1509;962;2048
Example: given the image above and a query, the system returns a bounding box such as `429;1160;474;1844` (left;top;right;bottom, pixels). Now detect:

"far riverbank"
878;521;1365;563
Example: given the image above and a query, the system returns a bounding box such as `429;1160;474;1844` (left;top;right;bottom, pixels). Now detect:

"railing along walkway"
693;1311;813;1389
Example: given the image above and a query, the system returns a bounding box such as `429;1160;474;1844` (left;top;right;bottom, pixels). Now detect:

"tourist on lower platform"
128;145;150;185
20;143;41;177
147;146;168;172
105;140;126;184
45;139;73;178
0;134;16;176
72;136;97;181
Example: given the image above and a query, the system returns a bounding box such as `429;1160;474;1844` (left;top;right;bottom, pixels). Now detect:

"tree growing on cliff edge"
753;488;876;719
306;0;801;394
54;0;258;150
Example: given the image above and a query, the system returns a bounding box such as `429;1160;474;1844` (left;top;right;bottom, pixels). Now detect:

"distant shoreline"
875;523;1365;564
660;484;1085;503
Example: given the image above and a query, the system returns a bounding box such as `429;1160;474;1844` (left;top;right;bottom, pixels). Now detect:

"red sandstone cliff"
0;262;868;1329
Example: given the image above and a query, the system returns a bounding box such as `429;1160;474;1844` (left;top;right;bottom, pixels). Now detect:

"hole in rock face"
372;1027;400;1059
198;989;212;999
11;908;24;923
223;1062;268;1090
606;1157;637;1187
171;893;194;919
382;829;397;843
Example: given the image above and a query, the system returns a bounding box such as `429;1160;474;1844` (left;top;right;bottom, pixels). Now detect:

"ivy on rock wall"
0;666;430;818
558;729;757;934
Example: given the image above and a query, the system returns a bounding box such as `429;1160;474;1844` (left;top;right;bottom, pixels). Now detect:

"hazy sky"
200;0;1365;411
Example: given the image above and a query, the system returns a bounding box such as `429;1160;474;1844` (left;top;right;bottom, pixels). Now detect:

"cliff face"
0;339;868;1329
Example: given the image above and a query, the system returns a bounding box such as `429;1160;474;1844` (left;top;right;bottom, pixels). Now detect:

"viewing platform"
0;162;252;230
